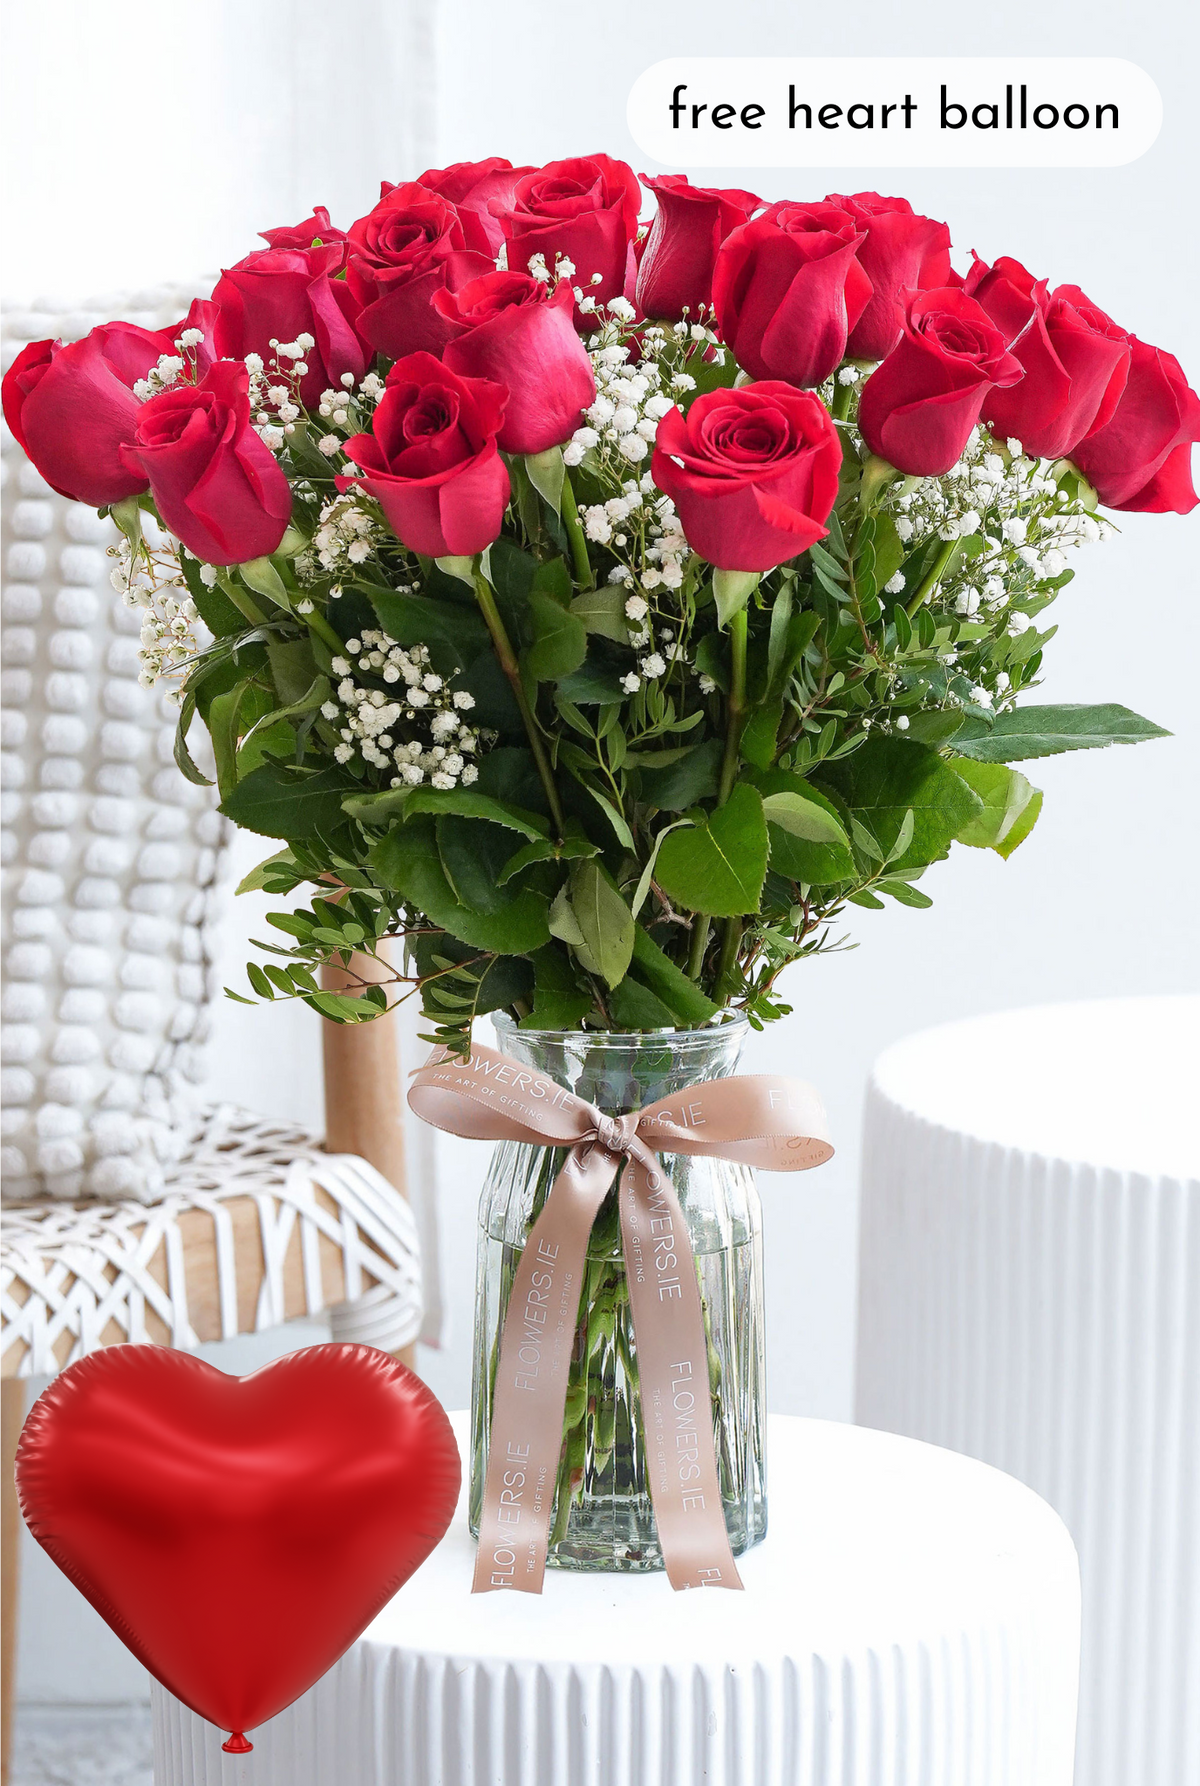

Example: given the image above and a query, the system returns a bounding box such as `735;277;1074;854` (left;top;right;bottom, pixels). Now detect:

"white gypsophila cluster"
323;629;485;788
308;489;387;580
880;426;1114;632
562;310;717;695
131;327;207;403
106;527;199;695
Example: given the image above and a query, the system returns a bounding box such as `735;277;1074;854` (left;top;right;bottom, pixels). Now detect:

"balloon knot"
222;1732;253;1753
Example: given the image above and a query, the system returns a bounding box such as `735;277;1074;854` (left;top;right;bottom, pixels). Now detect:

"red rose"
498;155;641;313
651;383;841;572
711;202;873;389
824;191;952;361
1071;338;1200;513
119;361;292;566
345;182;492;360
435;272;595;455
857;288;1024;477
416;158;532;258
634;174;761;322
964;257;1131;460
211;244;368;408
341;352;510;558
1;321;174;506
259;205;348;251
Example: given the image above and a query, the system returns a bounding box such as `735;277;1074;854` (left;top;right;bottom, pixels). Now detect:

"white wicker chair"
0;284;424;1775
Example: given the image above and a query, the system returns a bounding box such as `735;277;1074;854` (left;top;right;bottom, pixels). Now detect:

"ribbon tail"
472;1144;616;1594
620;1147;743;1591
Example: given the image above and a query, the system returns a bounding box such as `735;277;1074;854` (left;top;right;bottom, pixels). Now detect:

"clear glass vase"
469;1016;766;1572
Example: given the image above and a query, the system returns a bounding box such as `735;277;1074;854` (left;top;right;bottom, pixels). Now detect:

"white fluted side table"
152;1411;1079;1786
855;995;1200;1786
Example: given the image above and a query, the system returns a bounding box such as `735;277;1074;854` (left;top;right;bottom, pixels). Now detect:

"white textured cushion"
2;280;231;1202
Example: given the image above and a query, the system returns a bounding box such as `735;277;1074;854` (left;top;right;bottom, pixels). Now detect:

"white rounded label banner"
628;58;1162;168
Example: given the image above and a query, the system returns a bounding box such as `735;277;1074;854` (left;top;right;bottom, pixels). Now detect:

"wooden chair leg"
321;948;416;1366
2;1377;24;1786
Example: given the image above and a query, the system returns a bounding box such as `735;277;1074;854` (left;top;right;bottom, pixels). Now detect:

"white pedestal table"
856;995;1200;1786
152;1412;1079;1785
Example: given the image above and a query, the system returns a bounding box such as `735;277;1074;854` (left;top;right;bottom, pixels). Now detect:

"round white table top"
871;994;1200;1180
360;1412;1077;1668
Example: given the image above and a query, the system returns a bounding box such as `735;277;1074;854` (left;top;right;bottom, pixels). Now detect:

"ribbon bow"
409;1041;833;1594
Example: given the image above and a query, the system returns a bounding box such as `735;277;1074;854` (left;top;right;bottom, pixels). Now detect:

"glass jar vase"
469;1017;766;1572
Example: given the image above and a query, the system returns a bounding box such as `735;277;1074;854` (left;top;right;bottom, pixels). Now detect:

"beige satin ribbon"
408;1040;833;1594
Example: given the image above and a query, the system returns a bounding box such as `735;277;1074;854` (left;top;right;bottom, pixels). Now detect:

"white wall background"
5;0;1198;1707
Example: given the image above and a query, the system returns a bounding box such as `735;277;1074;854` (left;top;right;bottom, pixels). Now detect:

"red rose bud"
711;202;873;389
416;158;533;258
857;288;1024;477
498;155;642;314
1070;338;1200;514
436;273;596;455
2;322;175;506
345;182;492;359
965;258;1132;461
119;361;292;566
634;174;761;322
259;205;348;251
212;244;368;410
651;383;841;573
341;352;511;559
825;191;953;361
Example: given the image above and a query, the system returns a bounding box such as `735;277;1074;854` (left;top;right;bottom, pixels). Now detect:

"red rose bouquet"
8;160;1195;1591
6;167;1193;1051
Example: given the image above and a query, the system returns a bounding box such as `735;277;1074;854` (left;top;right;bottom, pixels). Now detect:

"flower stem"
560;475;595;589
687;916;711;981
301;606;347;655
907;538;961;617
718;606;748;804
830;375;853;421
472;569;566;836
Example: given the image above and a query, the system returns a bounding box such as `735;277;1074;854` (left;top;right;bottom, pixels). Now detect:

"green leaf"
712;568;760;627
569;585;630;645
566;859;635;988
629;925;719;1025
404;789;548;840
556;659;627;705
434;555;475;585
630;818;691;916
360;586;488;658
739;697;783;770
815;736;983;873
436;814;532;914
746;769;855;884
266;638;319;706
523;944;593;1029
655;784;769;917
952;760;1043;857
173;690;213;787
239;556;290;607
580;783;632;851
220;762;359;840
949;703;1170;762
524;591;587;682
369;815;550;952
762;789;852;848
524;446;566;514
636;738;723;811
878;877;934;908
498;831;598;884
235;847;296;894
532;556;573;605
607;976;676;1030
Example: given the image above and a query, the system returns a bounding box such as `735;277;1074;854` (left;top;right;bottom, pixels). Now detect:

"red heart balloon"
15;1343;460;1751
